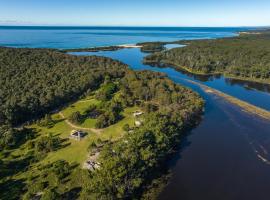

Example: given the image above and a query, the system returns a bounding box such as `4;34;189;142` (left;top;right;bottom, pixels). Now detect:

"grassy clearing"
27;96;138;165
41;106;138;164
61;98;100;118
101;106;138;140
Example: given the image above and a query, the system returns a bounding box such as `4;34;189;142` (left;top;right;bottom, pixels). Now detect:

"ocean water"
2;26;270;200
0;26;250;49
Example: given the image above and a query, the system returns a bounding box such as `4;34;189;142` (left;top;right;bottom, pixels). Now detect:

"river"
1;26;270;200
70;47;270;200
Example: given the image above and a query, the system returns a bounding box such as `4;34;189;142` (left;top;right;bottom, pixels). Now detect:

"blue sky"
0;0;269;26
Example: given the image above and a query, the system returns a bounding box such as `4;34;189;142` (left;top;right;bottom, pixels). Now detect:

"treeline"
62;45;125;53
144;31;270;82
138;42;165;53
0;47;127;126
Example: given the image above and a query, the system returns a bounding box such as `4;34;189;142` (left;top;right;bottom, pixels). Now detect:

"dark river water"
70;47;270;200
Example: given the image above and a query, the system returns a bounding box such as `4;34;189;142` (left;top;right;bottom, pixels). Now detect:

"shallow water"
70;48;270;200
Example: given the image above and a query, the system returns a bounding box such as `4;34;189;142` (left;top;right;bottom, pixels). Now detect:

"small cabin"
70;130;85;141
133;111;143;117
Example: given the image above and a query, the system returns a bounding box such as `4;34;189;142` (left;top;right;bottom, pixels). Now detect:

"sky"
0;0;270;27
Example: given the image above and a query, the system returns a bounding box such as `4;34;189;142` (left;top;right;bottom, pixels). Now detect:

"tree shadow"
62;187;82;199
0;154;34;179
0;178;26;200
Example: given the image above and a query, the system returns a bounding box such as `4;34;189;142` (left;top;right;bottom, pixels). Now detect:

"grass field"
28;95;138;165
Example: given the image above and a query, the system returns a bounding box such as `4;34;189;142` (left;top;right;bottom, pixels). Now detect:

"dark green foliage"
95;101;123;128
95;82;118;101
35;134;61;154
0;47;127;126
38;114;54;128
87;111;201;199
63;45;125;53
68;111;83;124
143;102;159;113
41;189;61;200
50;160;72;181
84;72;204;199
139;42;165;53
0;125;17;150
144;32;270;81
0;126;35;150
122;124;130;132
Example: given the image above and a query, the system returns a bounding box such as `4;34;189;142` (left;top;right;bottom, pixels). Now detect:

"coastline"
62;44;142;53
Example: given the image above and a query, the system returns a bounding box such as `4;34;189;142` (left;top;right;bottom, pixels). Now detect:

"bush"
68;111;83;124
95;82;118;101
122;124;130;132
38;114;54;128
35;134;61;154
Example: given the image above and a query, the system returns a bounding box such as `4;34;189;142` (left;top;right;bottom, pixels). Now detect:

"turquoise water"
0;26;247;49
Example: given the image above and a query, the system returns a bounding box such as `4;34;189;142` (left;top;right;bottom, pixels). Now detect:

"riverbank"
182;78;270;120
143;28;270;85
144;59;270;85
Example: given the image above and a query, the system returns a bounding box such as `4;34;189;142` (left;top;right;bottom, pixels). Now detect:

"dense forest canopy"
0;47;127;126
0;46;204;199
144;31;270;82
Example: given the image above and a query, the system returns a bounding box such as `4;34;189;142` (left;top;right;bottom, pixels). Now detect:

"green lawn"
25;95;139;165
61;98;100;118
42;106;138;164
101;107;138;140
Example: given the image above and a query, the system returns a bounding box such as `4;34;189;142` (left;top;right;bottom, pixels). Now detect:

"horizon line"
0;24;270;28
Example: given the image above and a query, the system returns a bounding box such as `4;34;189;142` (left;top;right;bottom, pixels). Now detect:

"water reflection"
148;61;270;93
69;47;270;110
225;78;270;93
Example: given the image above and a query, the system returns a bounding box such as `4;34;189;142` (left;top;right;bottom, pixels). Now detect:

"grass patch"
62;98;100;119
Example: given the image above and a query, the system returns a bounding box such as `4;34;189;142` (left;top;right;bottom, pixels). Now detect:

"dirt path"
59;112;102;134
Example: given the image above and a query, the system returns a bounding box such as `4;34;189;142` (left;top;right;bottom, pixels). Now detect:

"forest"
137;42;166;53
144;31;270;82
0;47;127;126
62;45;125;53
0;47;204;199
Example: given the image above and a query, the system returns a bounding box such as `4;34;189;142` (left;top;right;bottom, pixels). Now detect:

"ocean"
0;26;251;49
